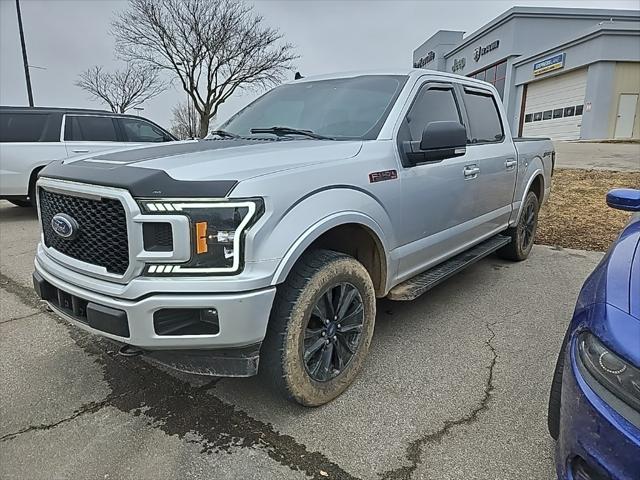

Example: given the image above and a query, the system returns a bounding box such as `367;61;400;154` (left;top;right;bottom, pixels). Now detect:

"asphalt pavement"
0;201;604;480
554;141;640;171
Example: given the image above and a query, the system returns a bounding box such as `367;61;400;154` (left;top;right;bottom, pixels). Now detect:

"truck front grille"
39;188;130;275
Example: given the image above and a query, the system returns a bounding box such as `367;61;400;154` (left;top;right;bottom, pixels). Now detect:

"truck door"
395;81;478;282
457;86;517;236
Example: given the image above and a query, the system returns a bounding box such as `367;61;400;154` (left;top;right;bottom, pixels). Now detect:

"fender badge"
369;170;398;183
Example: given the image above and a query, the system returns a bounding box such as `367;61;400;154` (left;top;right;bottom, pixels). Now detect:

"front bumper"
556;335;640;479
34;258;276;376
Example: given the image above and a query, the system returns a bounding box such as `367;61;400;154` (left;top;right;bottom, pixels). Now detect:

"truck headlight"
139;199;262;275
578;332;640;412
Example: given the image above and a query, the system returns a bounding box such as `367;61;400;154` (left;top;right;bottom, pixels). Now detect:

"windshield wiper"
250;126;333;140
209;129;240;139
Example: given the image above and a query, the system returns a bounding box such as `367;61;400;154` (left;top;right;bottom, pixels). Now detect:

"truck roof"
289;68;494;89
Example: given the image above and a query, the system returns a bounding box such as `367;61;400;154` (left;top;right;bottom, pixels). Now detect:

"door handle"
72;149;90;153
463;166;480;179
505;159;517;170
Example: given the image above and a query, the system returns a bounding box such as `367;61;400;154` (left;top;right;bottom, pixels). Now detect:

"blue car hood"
577;214;639;319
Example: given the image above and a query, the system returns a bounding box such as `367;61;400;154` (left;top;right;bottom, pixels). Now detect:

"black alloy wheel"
303;283;364;382
519;200;537;252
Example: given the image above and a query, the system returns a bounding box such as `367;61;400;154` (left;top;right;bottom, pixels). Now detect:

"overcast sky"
1;0;638;129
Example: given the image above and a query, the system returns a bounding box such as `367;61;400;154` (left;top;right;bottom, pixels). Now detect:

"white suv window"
119;118;166;142
64;115;118;142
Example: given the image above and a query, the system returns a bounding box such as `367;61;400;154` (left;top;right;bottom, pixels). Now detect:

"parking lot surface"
0;201;603;480
554;141;640;171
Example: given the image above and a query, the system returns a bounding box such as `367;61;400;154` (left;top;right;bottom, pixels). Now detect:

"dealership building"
412;7;640;140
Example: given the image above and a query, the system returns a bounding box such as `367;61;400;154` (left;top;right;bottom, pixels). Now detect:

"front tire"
260;249;376;406
548;329;570;440
498;190;539;261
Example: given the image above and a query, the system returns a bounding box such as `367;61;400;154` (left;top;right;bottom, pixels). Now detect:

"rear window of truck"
462;89;504;144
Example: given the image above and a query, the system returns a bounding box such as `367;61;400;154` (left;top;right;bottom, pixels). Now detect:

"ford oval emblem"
51;213;79;240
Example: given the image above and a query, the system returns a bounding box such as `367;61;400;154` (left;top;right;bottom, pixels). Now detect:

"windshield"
219;75;407;140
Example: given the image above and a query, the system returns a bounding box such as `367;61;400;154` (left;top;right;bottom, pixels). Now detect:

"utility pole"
15;0;34;106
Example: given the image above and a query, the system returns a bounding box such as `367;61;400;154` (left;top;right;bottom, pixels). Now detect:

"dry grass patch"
536;169;640;251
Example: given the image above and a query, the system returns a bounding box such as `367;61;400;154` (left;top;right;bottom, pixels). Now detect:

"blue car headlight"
578;332;640;412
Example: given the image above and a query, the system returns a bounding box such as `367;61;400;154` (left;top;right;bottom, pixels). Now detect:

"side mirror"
606;188;640;212
403;121;467;165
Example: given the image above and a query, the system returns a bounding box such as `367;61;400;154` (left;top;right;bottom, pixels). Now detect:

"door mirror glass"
606;188;640;212
403;121;466;164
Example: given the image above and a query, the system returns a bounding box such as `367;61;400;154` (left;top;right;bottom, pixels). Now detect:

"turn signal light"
196;222;208;254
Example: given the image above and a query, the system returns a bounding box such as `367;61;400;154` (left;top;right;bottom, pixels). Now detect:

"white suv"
0;107;176;207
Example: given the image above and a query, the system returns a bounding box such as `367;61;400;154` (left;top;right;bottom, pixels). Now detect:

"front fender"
271;210;389;286
253;187;395;287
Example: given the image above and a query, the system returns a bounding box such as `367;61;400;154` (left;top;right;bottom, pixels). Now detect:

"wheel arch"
271;213;389;297
512;166;544;226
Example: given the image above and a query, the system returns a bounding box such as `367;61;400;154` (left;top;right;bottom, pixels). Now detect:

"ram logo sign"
533;53;565;76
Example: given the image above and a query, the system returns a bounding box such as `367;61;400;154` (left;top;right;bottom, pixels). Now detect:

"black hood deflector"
37;139;278;198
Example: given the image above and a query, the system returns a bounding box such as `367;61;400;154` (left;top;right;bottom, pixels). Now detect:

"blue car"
548;188;640;480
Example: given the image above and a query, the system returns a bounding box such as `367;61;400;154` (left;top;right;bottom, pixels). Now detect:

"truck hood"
62;139;363;181
40;138;363;198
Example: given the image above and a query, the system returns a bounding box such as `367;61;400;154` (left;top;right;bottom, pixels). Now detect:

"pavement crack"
0;396;116;442
379;321;499;480
0;310;43;325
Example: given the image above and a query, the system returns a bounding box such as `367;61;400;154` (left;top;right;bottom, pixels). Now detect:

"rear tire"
260;249;376;406
498;190;539;261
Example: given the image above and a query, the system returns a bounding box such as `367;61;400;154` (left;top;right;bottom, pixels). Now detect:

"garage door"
522;68;587;140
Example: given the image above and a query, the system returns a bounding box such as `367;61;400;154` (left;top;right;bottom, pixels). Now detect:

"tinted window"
463;89;504;143
119;118;167;142
524;114;533;123
575;105;584;116
543;110;552;120
494;78;505;99
553;109;563;119
0;113;48;142
485;65;497;83
406;86;461;141
564;106;575;117
221;75;407;140
533;112;543;122
65;115;118;141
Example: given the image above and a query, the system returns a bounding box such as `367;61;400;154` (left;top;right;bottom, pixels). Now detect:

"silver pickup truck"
33;69;553;406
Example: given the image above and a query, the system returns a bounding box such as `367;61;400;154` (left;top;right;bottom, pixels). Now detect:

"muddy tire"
260;249;376;406
498;191;539;261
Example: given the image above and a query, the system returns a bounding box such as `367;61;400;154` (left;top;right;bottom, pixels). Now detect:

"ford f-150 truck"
33;70;553;406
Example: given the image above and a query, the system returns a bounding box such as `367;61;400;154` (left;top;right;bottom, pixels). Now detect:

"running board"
387;234;511;301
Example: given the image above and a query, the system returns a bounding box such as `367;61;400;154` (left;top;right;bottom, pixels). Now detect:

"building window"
524;114;533;123
468;60;507;99
533;112;543;121
564;106;575;117
553;109;563;119
542;110;552;120
575;105;584;116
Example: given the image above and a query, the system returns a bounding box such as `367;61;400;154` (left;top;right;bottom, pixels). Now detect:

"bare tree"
76;64;167;113
170;100;201;139
111;0;298;137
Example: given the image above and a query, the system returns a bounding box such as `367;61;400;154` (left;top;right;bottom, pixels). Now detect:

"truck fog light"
153;308;220;336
